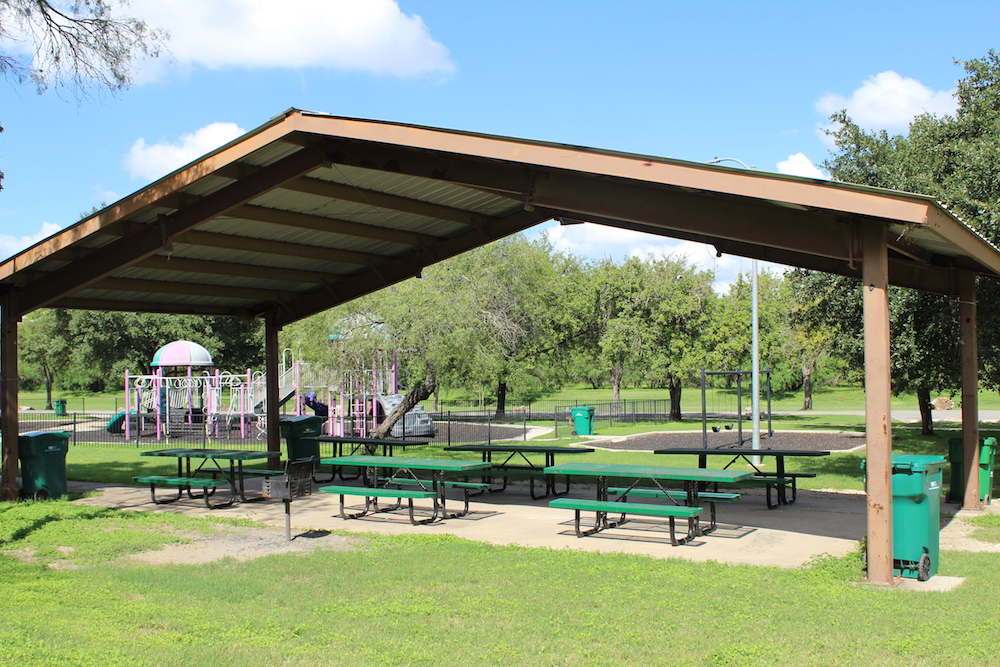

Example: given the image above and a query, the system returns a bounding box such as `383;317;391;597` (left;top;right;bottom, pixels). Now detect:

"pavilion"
3;109;999;584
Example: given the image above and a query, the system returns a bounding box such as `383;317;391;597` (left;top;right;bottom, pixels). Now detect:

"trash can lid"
891;454;947;472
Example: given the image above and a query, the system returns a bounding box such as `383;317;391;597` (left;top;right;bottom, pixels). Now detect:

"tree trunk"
667;372;682;421
495;380;507;418
369;372;437;449
801;361;813;411
917;385;933;436
610;365;623;408
44;367;54;411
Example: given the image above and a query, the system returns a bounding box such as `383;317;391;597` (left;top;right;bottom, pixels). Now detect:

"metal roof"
3;108;999;327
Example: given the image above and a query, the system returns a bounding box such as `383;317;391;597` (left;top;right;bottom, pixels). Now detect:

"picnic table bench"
549;498;702;545
318;455;492;524
132;475;233;509
543;462;752;544
607;486;740;532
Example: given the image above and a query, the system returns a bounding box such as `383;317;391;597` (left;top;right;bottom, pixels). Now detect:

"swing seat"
724;424;733;430
712;426;721;433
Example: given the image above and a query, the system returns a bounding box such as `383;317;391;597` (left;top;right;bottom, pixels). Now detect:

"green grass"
2;499;1000;666
12;418;1000;665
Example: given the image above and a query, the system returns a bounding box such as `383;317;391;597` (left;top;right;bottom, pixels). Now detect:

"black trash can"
279;415;326;461
18;431;70;499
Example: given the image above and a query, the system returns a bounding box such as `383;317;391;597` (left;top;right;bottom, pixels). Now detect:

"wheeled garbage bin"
53;399;67;416
570;406;596;436
863;454;946;581
278;415;325;461
947;436;996;504
278;415;330;480
18;431;70;499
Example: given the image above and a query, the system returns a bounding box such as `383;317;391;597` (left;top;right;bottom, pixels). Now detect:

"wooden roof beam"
228;204;440;246
280;175;497;228
15;146;328;316
89;277;302;302
135;255;344;285
176;230;386;266
271;206;556;326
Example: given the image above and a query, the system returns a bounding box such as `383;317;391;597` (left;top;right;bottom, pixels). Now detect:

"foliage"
592;254;715;410
0;0;165;95
21;309;264;392
17;308;72;407
806;51;1000;430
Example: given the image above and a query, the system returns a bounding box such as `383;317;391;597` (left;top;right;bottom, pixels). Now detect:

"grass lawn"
2;498;1000;666
5;418;1000;665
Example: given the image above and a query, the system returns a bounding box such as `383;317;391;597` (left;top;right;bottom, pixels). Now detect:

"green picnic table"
443;444;595;498
318;455;492;524
137;447;280;507
543;461;753;544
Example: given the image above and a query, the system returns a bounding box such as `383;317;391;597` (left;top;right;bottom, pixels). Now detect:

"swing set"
700;369;773;448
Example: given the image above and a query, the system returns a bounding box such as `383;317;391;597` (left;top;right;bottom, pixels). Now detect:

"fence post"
523;414;527;441
447;411;452;447
487;414;492;446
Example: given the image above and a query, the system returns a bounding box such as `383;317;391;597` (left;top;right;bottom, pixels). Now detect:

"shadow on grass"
0;503;119;545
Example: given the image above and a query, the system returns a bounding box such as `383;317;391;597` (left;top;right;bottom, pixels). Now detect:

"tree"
814;52;1000;434
18;308;72;408
0;0;165;94
0;0;165;185
593;255;714;416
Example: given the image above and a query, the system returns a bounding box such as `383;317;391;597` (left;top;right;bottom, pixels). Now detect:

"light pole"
708;158;760;457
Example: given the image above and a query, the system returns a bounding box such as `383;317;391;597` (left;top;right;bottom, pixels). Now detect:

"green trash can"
53;399;67;416
947;436;996;504
18;431;70;499
863;454;946;581
278;415;326;461
569;406;596;436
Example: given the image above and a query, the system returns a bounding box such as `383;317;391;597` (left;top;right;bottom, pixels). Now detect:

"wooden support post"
265;310;281;465
862;224;894;584
1;292;21;502
960;272;981;509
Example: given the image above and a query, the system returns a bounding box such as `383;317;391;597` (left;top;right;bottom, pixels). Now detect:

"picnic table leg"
775;456;795;505
684;481;706;539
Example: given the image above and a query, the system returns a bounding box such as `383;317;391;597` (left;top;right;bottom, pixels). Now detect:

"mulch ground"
590;430;867;452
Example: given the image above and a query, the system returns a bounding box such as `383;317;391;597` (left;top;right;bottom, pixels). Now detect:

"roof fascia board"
294;113;940;224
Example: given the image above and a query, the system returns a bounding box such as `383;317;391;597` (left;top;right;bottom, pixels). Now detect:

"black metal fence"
9;410;531;449
9;398;680;450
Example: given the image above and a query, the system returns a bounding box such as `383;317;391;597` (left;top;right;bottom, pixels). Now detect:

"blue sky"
1;0;997;290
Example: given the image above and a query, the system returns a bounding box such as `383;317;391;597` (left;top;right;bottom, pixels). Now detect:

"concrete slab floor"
65;479;993;586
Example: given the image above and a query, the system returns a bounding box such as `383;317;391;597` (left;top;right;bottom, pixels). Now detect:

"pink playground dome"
150;340;214;367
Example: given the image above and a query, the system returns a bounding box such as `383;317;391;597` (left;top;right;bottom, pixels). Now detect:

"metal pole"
752;259;761;465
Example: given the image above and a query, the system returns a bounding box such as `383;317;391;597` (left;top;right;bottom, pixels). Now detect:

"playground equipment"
111;341;437;441
700;369;773;448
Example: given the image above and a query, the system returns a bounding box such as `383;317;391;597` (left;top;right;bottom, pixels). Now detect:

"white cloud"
0;222;62;260
816;71;956;135
777;153;826;179
124;122;246;181
131;0;454;78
